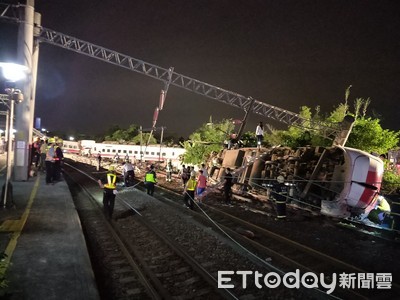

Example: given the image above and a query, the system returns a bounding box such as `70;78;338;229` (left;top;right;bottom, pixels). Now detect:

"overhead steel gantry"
1;6;351;145
36;27;342;138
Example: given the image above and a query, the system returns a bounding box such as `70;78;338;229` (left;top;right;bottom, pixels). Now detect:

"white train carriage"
62;140;80;154
92;142;185;166
321;146;384;217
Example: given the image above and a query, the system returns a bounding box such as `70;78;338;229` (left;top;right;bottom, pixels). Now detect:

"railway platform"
0;154;99;299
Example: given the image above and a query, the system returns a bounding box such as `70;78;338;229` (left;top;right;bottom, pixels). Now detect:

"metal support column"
14;0;34;181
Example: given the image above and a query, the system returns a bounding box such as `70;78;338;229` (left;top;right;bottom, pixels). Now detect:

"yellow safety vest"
377;198;391;212
186;179;197;191
145;172;156;183
104;173;117;189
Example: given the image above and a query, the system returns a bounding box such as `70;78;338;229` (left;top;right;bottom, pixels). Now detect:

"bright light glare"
0;63;28;81
69;136;75;141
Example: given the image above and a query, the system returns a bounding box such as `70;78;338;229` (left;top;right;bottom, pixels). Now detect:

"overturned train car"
210;146;384;218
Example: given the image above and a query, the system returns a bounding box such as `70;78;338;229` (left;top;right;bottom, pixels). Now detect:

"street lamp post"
0;63;27;208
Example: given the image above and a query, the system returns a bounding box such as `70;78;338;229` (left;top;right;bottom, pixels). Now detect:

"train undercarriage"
208;146;384;219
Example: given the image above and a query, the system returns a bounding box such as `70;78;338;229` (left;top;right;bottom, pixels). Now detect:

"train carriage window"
129;150;132;154
162;153;166;156
151;152;155;156
157;152;160;156
172;152;175;156
118;150;121;153
146;152;149;155
123;150;127;153
134;151;138;154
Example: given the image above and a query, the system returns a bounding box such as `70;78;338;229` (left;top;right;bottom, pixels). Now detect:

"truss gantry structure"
0;5;343;141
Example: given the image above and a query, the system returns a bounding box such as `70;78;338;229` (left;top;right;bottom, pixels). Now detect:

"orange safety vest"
104;173;117;189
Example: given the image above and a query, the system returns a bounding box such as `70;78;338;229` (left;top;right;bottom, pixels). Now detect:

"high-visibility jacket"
104;173;117;189
45;147;55;162
145;171;157;183
186;179;197;191
377;197;391;212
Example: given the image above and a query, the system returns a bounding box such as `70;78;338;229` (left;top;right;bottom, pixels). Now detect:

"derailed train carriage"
209;146;384;218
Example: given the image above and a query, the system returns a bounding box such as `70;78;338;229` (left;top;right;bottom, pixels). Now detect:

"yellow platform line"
0;175;40;275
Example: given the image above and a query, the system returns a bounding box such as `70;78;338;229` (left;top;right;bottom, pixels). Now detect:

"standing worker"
96;152;102;171
255;121;264;149
39;139;48;172
166;160;173;182
144;165;157;196
180;165;189;187
183;174;197;209
196;170;207;197
98;166;118;219
54;142;64;181
45;142;56;185
223;168;234;205
123;160;135;187
200;163;208;180
272;175;287;219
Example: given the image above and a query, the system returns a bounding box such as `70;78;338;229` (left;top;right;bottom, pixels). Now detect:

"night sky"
1;0;400;139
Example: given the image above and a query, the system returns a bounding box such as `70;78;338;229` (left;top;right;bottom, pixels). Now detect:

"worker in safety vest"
183;174;197;210
368;195;391;225
144;165;157;196
98;166;118;219
45;142;56;184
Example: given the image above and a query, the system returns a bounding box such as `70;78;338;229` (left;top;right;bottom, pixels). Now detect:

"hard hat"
109;166;115;171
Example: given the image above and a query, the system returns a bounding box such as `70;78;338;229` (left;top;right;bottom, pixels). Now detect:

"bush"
382;170;400;194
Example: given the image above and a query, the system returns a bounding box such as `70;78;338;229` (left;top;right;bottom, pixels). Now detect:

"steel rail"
63;164;162;299
64;161;238;300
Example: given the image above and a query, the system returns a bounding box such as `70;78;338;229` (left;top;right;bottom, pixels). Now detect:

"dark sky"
1;0;400;138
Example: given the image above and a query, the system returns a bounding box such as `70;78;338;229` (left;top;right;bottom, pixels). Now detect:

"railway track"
65;170;156;299
63;157;400;299
65;164;235;299
132;174;400;299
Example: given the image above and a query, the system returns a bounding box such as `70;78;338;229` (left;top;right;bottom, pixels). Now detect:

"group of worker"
97;160;228;219
30;137;64;184
97;120;266;219
182;164;234;209
97;159;154;219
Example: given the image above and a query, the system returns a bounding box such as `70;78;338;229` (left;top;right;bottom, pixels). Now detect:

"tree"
181;119;233;164
346;118;399;154
131;132;157;145
264;92;399;154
